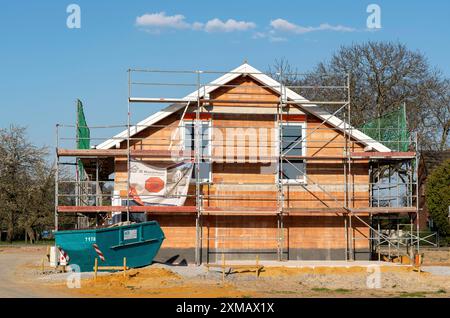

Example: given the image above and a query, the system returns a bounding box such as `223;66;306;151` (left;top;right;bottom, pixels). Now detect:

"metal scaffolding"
54;66;422;264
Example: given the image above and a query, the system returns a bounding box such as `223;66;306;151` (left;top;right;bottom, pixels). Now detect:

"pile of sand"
75;267;247;298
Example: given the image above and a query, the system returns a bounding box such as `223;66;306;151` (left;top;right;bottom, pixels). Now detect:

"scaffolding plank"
129;97;196;103
57;148;189;158
202;207;277;215
58;149;415;160
57;205;416;215
199;98;347;105
57;149;334;161
285;208;347;215
350;151;416;159
285;207;417;215
57;205;197;213
350;207;417;214
58;148;343;160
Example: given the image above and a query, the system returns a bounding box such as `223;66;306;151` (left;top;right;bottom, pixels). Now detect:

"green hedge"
425;159;450;243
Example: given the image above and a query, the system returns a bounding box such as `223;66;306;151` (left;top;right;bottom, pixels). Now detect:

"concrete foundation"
154;247;371;265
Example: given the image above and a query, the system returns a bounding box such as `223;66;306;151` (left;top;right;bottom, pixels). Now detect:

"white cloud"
136;12;190;29
135;13;354;41
252;32;266;39
270;18;355;34
270;19;303;33
191;22;204;31
269;36;287;42
252;31;287;42
135;12;255;34
204;18;256;33
316;23;355;32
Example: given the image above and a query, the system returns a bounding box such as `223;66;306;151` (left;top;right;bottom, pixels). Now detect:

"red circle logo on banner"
145;177;165;193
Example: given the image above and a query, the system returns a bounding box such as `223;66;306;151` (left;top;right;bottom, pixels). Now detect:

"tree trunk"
439;120;449;151
27;228;36;244
23;224;36;244
6;225;13;243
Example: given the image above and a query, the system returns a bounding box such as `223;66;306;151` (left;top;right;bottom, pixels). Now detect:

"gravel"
422;266;450;276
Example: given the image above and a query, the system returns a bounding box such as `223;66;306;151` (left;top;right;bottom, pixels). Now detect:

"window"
281;123;306;183
183;120;211;182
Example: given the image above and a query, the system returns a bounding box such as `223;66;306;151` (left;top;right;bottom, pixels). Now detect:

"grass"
334;288;351;293
311;287;331;292
398;291;427;298
269;290;297;295
0;240;54;246
311;287;352;294
435;289;446;294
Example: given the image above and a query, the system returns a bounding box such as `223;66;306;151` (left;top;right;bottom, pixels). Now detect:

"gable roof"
96;63;391;152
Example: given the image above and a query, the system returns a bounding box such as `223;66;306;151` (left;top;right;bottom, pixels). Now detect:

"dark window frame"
281;122;306;184
183;120;212;183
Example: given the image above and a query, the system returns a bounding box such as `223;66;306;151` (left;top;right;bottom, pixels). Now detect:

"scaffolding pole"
347;73;354;261
54;124;59;231
126;69;131;222
415;133;420;256
195;70;202;266
277;69;284;262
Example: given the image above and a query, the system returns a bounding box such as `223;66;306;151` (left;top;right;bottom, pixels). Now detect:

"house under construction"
55;63;420;264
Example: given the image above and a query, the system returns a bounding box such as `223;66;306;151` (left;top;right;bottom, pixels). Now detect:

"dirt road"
0;246;70;298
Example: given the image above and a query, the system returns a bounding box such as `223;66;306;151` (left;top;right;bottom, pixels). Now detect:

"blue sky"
1;0;449;151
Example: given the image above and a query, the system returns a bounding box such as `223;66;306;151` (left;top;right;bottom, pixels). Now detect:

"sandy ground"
0;246;72;297
1;245;449;298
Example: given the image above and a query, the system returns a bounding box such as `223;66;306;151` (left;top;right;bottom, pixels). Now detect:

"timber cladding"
113;76;371;261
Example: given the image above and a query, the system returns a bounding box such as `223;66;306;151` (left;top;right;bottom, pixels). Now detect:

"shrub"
425;159;450;241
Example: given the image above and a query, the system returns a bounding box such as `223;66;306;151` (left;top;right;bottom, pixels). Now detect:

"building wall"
114;76;371;262
152;215;370;263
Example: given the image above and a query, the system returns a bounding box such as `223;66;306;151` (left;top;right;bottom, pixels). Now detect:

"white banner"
128;160;193;206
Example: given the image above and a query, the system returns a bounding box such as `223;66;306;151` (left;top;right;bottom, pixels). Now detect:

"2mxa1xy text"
176;302;275;315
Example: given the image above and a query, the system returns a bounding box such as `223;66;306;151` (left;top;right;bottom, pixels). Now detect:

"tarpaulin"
128;160;193;206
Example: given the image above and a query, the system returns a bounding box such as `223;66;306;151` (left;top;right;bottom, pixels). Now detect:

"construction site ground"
1;245;449;298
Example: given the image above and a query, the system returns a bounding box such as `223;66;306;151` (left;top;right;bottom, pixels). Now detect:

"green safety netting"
76;99;90;180
77;99;90;150
360;104;409;152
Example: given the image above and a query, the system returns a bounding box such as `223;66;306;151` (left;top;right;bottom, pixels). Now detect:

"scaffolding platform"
57;148;416;160
57;206;417;216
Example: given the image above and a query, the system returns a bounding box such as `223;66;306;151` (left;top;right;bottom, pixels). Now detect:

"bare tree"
269;42;450;150
422;79;450;150
0;126;54;242
267;57;301;86
18;163;55;243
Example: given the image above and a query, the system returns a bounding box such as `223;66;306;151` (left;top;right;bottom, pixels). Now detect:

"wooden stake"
94;258;98;281
41;257;45;273
123;257;127;278
222;253;225;282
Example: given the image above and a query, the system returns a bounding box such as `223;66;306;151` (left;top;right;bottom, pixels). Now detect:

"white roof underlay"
96;63;391;152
